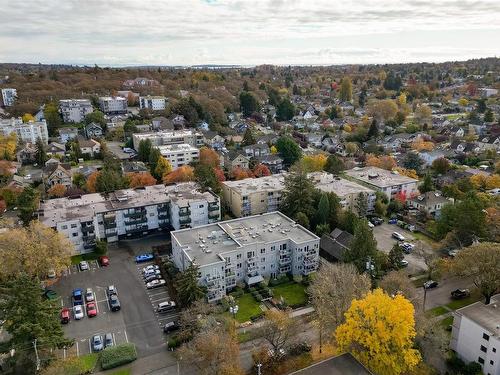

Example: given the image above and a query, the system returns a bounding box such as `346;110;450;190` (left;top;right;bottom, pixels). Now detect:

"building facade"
98;96;128;115
38;183;221;254
139;95;167;111
171;211;320;302
450;295;500;375
59;99;94;123
1;88;17;107
132;129;203;150
157;144;200;169
0;117;49;144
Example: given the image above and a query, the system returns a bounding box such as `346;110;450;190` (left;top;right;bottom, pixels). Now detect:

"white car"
392;232;405;241
142;265;160;273
143;269;161;278
367;221;375;228
146;279;166;289
73;305;84;320
85;288;94;302
400;260;409;267
79;261;89;271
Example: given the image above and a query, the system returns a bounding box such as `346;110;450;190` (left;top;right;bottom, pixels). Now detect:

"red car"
86;302;97;317
60;308;70;324
99;256;109;267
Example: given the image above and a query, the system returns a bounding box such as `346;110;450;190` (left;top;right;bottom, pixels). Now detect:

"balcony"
83;233;96;241
81;225;94;234
105;230;118;237
303;264;316;275
279;265;291;274
125;216;148;225
279;256;291;265
225;270;236;278
208;210;219;218
178;208;191;217
303;257;316;266
208;204;219;212
123;211;146;219
83;242;95;250
125;225;148;234
179;216;191;225
158;212;169;220
279;249;291;256
103;222;117;229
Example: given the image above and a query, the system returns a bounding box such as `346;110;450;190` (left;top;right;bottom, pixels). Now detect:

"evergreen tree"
276;98;295;121
34;137;48;165
388;243;404;270
95;169;127;192
138;139;152;162
17;186;39;226
194;163;221;194
280;170;315;219
355;193;368;217
43;102;62;136
295;212;310;229
339;77;353;102
484;109;494;122
327;192;341;230
315;223;330;237
276;136;302;166
339;210;359;235
239;91;260;117
367;119;379;139
148;148;162;174
324;154;345;174
403;152;423;173
315;193;330;226
175;264;206;307
345;219;378;273
242;128;255;146
419;174;434;193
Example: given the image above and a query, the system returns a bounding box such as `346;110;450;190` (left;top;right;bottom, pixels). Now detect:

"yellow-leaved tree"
296;154;327;172
335;288;421;375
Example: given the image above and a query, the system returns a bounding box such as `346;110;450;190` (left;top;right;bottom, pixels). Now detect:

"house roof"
289;353;373;375
408;191;450;206
226;150;249;162
319;228;353;261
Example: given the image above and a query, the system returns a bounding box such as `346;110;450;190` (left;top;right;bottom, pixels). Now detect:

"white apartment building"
451;295;500;375
98;96;128;115
0;117;49;144
38;183;220;254
171;212;320;302
59;99;94;123
157;144;199;169
344;166;419;202
1;88;17;107
139;95;167;111
132;129;203;150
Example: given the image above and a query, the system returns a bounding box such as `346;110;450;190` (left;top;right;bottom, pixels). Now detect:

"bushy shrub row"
100;343;137;370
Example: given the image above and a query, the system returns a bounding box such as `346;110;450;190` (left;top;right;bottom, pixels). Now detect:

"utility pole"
257;363;262;375
33;339;40;371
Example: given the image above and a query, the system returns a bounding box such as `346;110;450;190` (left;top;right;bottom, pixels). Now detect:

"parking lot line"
88;339;92;354
124;330;128;343
148;291;168;298
112;333;116;346
150;296;170;303
76;341;79;357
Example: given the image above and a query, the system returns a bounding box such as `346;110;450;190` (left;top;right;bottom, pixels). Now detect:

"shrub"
229;287;244;298
255;293;263;302
269;275;289;286
167;336;182;350
100;343;137;370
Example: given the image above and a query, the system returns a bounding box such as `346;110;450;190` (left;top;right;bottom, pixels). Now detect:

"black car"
163;321;180;334
370;217;383;226
451;289;470;299
423;280;438;289
144;274;160;283
109;294;121;312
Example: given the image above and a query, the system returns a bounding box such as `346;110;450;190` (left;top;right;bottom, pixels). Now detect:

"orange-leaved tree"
127;172;157;188
163;165;195;184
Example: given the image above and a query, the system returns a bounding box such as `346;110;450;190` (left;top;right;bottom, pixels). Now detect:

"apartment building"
98;96;128;115
0;117;49;144
1;88;17;107
59;99;94;123
132;129;203;150
344;166;419;202
157;143;199;168
171;211;320;302
450;295;500;375
139;95;167;111
38;183;221;254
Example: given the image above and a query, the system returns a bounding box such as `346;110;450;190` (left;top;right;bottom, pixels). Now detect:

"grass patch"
427;306;449;317
412;232;438;245
440;316;454;329
232;293;263;323
271;282;308;307
79;353;99;373
71;252;99;265
237;330;256;343
109;369;132;375
445;293;482;311
412;276;428;288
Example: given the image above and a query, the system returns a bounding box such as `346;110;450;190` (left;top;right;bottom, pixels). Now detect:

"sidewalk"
237;305;315;332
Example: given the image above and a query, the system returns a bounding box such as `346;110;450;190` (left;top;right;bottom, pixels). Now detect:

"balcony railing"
105;231;118;237
208;204;219;212
104;222;117;229
81;225;94;234
179;217;190;225
125;216;148;225
279;266;291;274
208;210;219;218
279;256;291;265
123;211;146;219
125;225;148;234
303;257;316;266
178;208;191;217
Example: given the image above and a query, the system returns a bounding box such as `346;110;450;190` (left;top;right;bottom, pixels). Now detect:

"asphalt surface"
418;276;475;310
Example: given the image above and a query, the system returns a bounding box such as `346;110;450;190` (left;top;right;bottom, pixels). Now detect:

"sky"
0;0;499;66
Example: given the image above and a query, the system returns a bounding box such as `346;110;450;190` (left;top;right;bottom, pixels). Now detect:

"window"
237;254;241;259
261;258;265;262
478;357;484;365
71;224;77;228
199;204;204;208
72;233;78;237
61;225;68;230
237;263;242;269
490;360;494;365
483;333;490;341
271;246;275;251
493;348;497;353
481;345;487;353
260;248;265;254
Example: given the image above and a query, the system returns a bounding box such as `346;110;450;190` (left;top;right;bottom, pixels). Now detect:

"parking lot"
52;234;179;358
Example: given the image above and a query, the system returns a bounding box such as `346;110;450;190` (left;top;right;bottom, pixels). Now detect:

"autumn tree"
259;309;299;359
308;263;370;351
127;172;157;188
47;184;67;198
0;221;72;280
431;157;450;174
296;154;327;172
339;77;353;102
154;156;172;180
253;163;271;177
231;167;253;180
414;104;432;126
0;133;17;160
86;171;99;192
368;99;398;123
380;270;417;301
199;147;220;168
453;242;500;304
366;154;397;171
335;289;421;375
411;138;434;152
163;165;195;184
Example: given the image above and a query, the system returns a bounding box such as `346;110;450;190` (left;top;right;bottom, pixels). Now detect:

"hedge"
100;343;138;370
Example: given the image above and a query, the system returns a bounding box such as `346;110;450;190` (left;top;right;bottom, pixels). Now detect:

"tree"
22;113;35;123
338;209;359;235
414;104;432;125
154;156;172;180
431;157;450;174
242;128;255;146
380;270;417;301
403;152;424;173
308;263;370;351
86;171;99;192
345;219;378;273
276;136;302;166
127;172;157;188
40;356;89;375
388;243;405;270
453;242;500;304
411;138;435;152
295;211;310;229
199;147;220;168
47;183;67;198
44;102;62;136
335;289;421;375
324;154;345;174
0;133;17;160
148;147;162;173
137;139;152;162
84;110;106;130
280;170;315;219
195;163;221;193
95;169;127;192
414;244;441;282
355;193;368;217
366;154;397;171
17;186;40;226
314;193;330;226
368;99;398;123
276;97;295;121
367;119;379;139
0;221;72;280
297;154;327;172
163;165;195;184
239;91;260;117
253;163;271;177
175;264;206;307
339;77;353;102
231;167;253;180
484;108;494;122
259;309;298;358
35;137;48;165
419;174;434;193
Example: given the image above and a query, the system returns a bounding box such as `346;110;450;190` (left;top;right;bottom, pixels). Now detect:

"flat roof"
165;182;218;207
309;172;375;197
222;174;286;195
157;143;198;153
172;211;319;266
456;294;500;337
289;353;373;375
344;167;418;188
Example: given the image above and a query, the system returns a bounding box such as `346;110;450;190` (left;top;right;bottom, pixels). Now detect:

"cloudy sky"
0;0;499;66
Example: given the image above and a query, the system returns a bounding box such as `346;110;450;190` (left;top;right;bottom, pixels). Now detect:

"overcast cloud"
0;0;499;65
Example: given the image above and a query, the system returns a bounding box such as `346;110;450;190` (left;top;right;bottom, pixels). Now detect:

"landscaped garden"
271;282;308;307
231;293;264;323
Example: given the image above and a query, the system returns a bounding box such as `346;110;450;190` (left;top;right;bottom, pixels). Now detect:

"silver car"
92;335;103;352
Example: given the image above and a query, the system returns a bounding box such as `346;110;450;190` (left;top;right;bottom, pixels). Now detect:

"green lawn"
411;276;429;288
109;369;132;375
440;316;454;329
271;282;308;307
232;293;263;323
446;294;482;311
427;306;449;317
237;330;255;343
71;252;99;265
79;353;99;373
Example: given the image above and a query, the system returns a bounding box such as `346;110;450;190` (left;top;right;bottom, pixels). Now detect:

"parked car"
98;256;109;267
147;279;166;289
157;301;176;313
143;269;161;278
85;288;94;302
86;302;97;317
400;260;409;267
423;280;438;289
448;249;460;257
370;217;383;226
73;305;84;320
107;285;117;297
72;288;84;306
104;333;114;348
144;274;161;283
399;242;414;253
142;265;159;273
388;218;398;224
367;221;375;228
163;321;180;334
79;261;89;271
92;335;104;352
109;294;121;312
43;289;58;300
135;253;154;263
392;232;405;241
60;308;70;324
451;289;470;299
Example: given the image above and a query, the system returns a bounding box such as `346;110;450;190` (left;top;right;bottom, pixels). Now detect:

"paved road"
417;276;475;310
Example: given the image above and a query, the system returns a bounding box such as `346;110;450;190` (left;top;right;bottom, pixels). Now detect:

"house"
78;138;101;157
203;131;225;150
289;353;373;375
122;161;149;174
43;160;72;188
197;121;210;131
450;294;500;375
84;123;103;139
478;136;500;151
225;135;243;146
46;142;66;158
408;191;453;218
449;140;479;154
419;150;447;167
16;143;37;164
223;151;250;171
256;134;279;145
320;228;353;262
151;116;173;130
172;115;186;128
59;127;79;143
257;154;283;174
243;144;270;158
306;133;323;148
